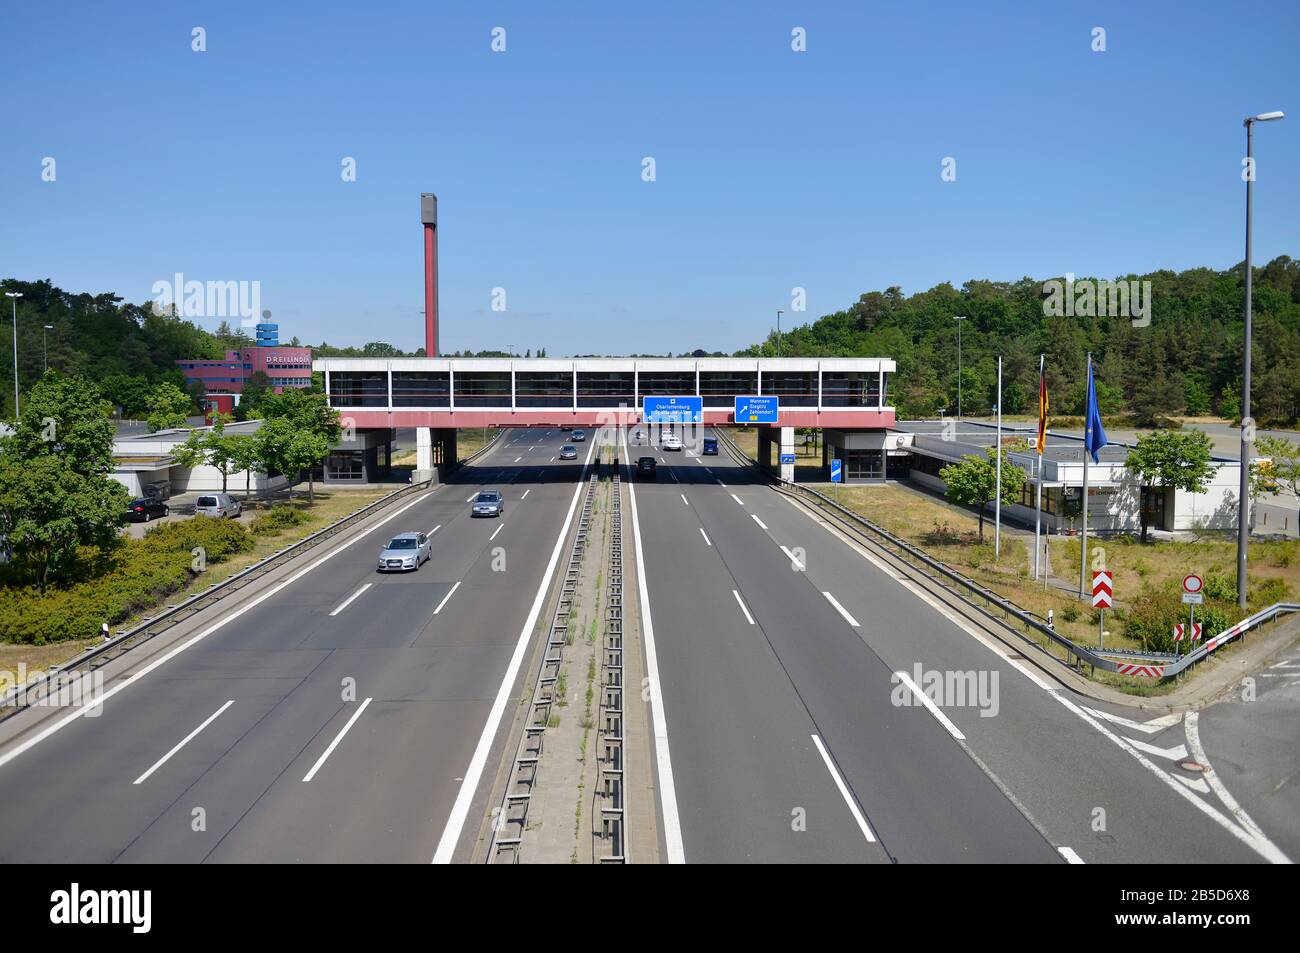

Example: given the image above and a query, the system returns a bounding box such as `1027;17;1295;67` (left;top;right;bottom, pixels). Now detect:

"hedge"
0;518;254;645
250;505;312;536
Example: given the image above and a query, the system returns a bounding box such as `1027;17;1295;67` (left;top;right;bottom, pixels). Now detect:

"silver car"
194;492;242;518
559;445;578;460
377;531;432;572
472;490;504;518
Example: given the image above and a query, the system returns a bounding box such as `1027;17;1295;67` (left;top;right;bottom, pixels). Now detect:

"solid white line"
811;734;876;843
0;489;437;772
680;493;689;506
521;489;531;500
751;514;768;530
302;697;373;782
622;427;686;863
1058;846;1085;864
699;527;712;546
732;590;756;625
730;493;744;506
822;591;860;627
433;580;462;615
1185;712;1270;843
432;437;599;863
133;700;234;785
893;669;966;740
329;583;372;617
489;524;503;541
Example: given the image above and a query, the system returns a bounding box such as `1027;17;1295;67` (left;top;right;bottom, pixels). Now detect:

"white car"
661;433;683;451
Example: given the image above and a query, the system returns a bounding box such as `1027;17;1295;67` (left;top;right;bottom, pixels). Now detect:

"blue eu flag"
1084;360;1108;464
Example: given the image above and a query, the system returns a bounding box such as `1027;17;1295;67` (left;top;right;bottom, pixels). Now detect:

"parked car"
143;480;172;501
125;497;169;522
637;457;658;479
376;531;432;572
662;433;683;451
559;445;578;460
472;490;505;518
194;493;242;519
702;437;718;455
570;430;586;442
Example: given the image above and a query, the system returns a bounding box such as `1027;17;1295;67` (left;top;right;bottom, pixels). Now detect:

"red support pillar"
421;193;438;357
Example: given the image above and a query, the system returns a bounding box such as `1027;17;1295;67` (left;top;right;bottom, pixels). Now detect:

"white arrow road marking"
1081;707;1183;735
133;700;235;785
303;697;373;782
1172;774;1211;794
1124;738;1190;762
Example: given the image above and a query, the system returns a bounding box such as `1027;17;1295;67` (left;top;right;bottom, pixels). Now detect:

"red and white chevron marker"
1175;623;1184;642
1174;622;1202;641
1091;570;1113;609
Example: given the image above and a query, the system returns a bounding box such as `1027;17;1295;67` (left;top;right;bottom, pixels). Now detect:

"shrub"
0;518;253;644
1202;572;1237;603
1123;585;1230;653
250;505;312;536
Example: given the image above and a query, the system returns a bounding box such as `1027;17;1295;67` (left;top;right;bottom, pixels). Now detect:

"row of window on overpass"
324;368;891;409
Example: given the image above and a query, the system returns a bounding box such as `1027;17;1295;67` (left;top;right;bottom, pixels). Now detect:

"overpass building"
314;356;895;481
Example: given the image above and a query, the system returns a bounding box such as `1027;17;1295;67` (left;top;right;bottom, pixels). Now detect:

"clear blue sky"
2;1;1296;356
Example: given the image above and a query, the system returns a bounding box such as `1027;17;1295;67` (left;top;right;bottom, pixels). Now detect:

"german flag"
1037;355;1048;454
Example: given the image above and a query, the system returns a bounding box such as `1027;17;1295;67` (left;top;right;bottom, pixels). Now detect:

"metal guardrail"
490;470;599;863
2;427;507;718
597;462;626;863
716;429;1300;681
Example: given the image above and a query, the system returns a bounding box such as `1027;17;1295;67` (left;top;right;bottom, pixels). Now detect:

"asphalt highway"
0;427;592;863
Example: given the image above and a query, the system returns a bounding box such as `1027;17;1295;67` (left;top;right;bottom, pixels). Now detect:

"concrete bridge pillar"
415;427;434;481
779;426;795;483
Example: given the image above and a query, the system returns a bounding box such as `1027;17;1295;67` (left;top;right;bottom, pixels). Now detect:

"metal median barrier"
1;427;506;721
713;429;1241;680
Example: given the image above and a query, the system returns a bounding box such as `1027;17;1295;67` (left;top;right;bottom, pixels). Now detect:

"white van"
194;493;242;519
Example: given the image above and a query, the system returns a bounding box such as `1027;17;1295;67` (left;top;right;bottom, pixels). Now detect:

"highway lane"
0;427;591;863
635;429;1284;863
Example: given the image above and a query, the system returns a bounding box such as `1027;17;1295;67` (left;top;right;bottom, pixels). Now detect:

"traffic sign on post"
1091;570;1113;609
1174;623;1203;642
830;459;842;483
643;396;702;424
780;453;796;465
734;395;779;424
1183;574;1204;594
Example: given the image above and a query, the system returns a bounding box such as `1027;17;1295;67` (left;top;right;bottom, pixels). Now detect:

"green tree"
145;381;193;432
0;373;129;591
257;418;330;502
938;448;1027;542
225;432;263;499
1255;435;1300;529
258;387;342;444
236;371;273;420
98;374;152;419
170;414;238;492
1124;430;1216;542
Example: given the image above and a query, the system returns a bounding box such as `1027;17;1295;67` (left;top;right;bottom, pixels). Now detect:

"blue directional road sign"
780;453;796;465
734;395;779;424
643;395;702;424
830;459;843;483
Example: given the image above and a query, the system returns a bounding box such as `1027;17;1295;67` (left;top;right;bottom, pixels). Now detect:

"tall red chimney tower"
421;192;438;356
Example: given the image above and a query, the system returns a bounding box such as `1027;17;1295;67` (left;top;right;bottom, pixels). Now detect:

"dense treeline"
737;257;1300;425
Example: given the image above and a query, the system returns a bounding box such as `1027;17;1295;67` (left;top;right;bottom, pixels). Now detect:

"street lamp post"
1237;110;1285;612
42;325;53;372
4;291;21;418
776;310;784;358
953;316;967;419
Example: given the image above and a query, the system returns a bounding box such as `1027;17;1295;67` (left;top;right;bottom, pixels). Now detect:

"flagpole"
1079;352;1092;599
1034;354;1044;581
995;356;1002;559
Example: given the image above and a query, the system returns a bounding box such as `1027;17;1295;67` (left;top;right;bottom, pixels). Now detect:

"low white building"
110;420;289;498
900;421;1245;535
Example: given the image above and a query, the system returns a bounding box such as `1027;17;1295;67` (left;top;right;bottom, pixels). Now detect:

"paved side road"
0;428;591;863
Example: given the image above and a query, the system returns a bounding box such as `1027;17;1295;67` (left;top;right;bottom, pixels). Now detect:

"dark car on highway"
559;445;578;460
570;430;586;442
636;456;657;479
702;436;718;455
124;497;169;522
